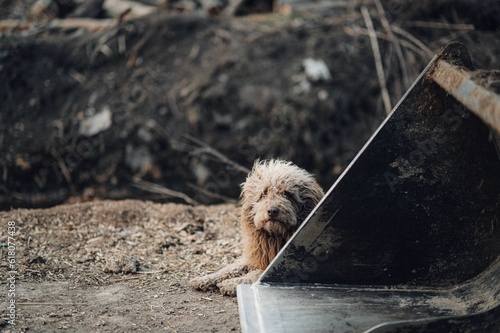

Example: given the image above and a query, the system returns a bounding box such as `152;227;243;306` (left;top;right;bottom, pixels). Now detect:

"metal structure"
237;43;500;332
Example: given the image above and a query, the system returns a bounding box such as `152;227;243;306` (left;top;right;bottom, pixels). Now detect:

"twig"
17;302;87;306
145;119;249;176
49;18;115;32
90;25;121;64
0;18;114;33
407;21;475;30
50;148;75;193
107;275;146;283
144;119;197;154
374;0;410;89
103;0;156;18
184;134;250;174
361;6;392;115
187;183;238;203
167;90;182;117
344;26;429;59
126;31;153;68
0;20;33;32
223;0;244;16
117;8;132;23
136;269;167;274
391;25;434;59
132;177;199;206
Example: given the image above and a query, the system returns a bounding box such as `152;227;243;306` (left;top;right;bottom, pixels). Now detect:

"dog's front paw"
216;270;262;297
189;275;218;292
217;279;238;297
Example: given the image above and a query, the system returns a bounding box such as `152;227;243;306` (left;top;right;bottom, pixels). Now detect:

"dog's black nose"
267;207;280;218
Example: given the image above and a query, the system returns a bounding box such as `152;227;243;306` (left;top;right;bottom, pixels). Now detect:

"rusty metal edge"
431;59;500;134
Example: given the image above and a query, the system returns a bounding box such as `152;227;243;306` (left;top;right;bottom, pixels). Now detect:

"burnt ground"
0;0;499;332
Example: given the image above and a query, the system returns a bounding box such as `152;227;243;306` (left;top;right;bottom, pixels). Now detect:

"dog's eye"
284;191;295;201
259;188;268;201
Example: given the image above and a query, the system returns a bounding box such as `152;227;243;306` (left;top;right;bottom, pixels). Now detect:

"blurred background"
1;0;499;209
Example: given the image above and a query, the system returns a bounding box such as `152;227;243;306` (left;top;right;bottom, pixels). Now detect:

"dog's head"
241;159;324;236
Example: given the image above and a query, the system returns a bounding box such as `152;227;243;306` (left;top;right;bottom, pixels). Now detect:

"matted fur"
190;159;324;295
241;159;324;269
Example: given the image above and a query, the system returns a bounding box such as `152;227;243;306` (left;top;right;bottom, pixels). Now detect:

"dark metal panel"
365;305;500;333
259;43;500;287
238;255;500;333
238;284;461;333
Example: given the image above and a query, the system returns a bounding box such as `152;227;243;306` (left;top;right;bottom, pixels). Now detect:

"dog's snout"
267;207;280;218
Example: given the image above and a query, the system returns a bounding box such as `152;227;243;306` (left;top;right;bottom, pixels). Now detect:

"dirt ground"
1;200;242;332
1;1;500;332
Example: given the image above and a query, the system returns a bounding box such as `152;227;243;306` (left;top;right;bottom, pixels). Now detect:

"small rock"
119;230;132;239
104;255;140;274
302;58;332;82
79;106;112;136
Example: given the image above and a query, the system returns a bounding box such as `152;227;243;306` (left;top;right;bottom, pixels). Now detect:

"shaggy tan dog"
190;159;324;296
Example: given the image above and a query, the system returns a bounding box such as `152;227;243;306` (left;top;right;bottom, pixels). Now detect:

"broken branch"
361;5;392;115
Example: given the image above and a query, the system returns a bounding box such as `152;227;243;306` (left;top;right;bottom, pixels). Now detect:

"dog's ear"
298;181;324;220
240;161;263;200
244;160;264;183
